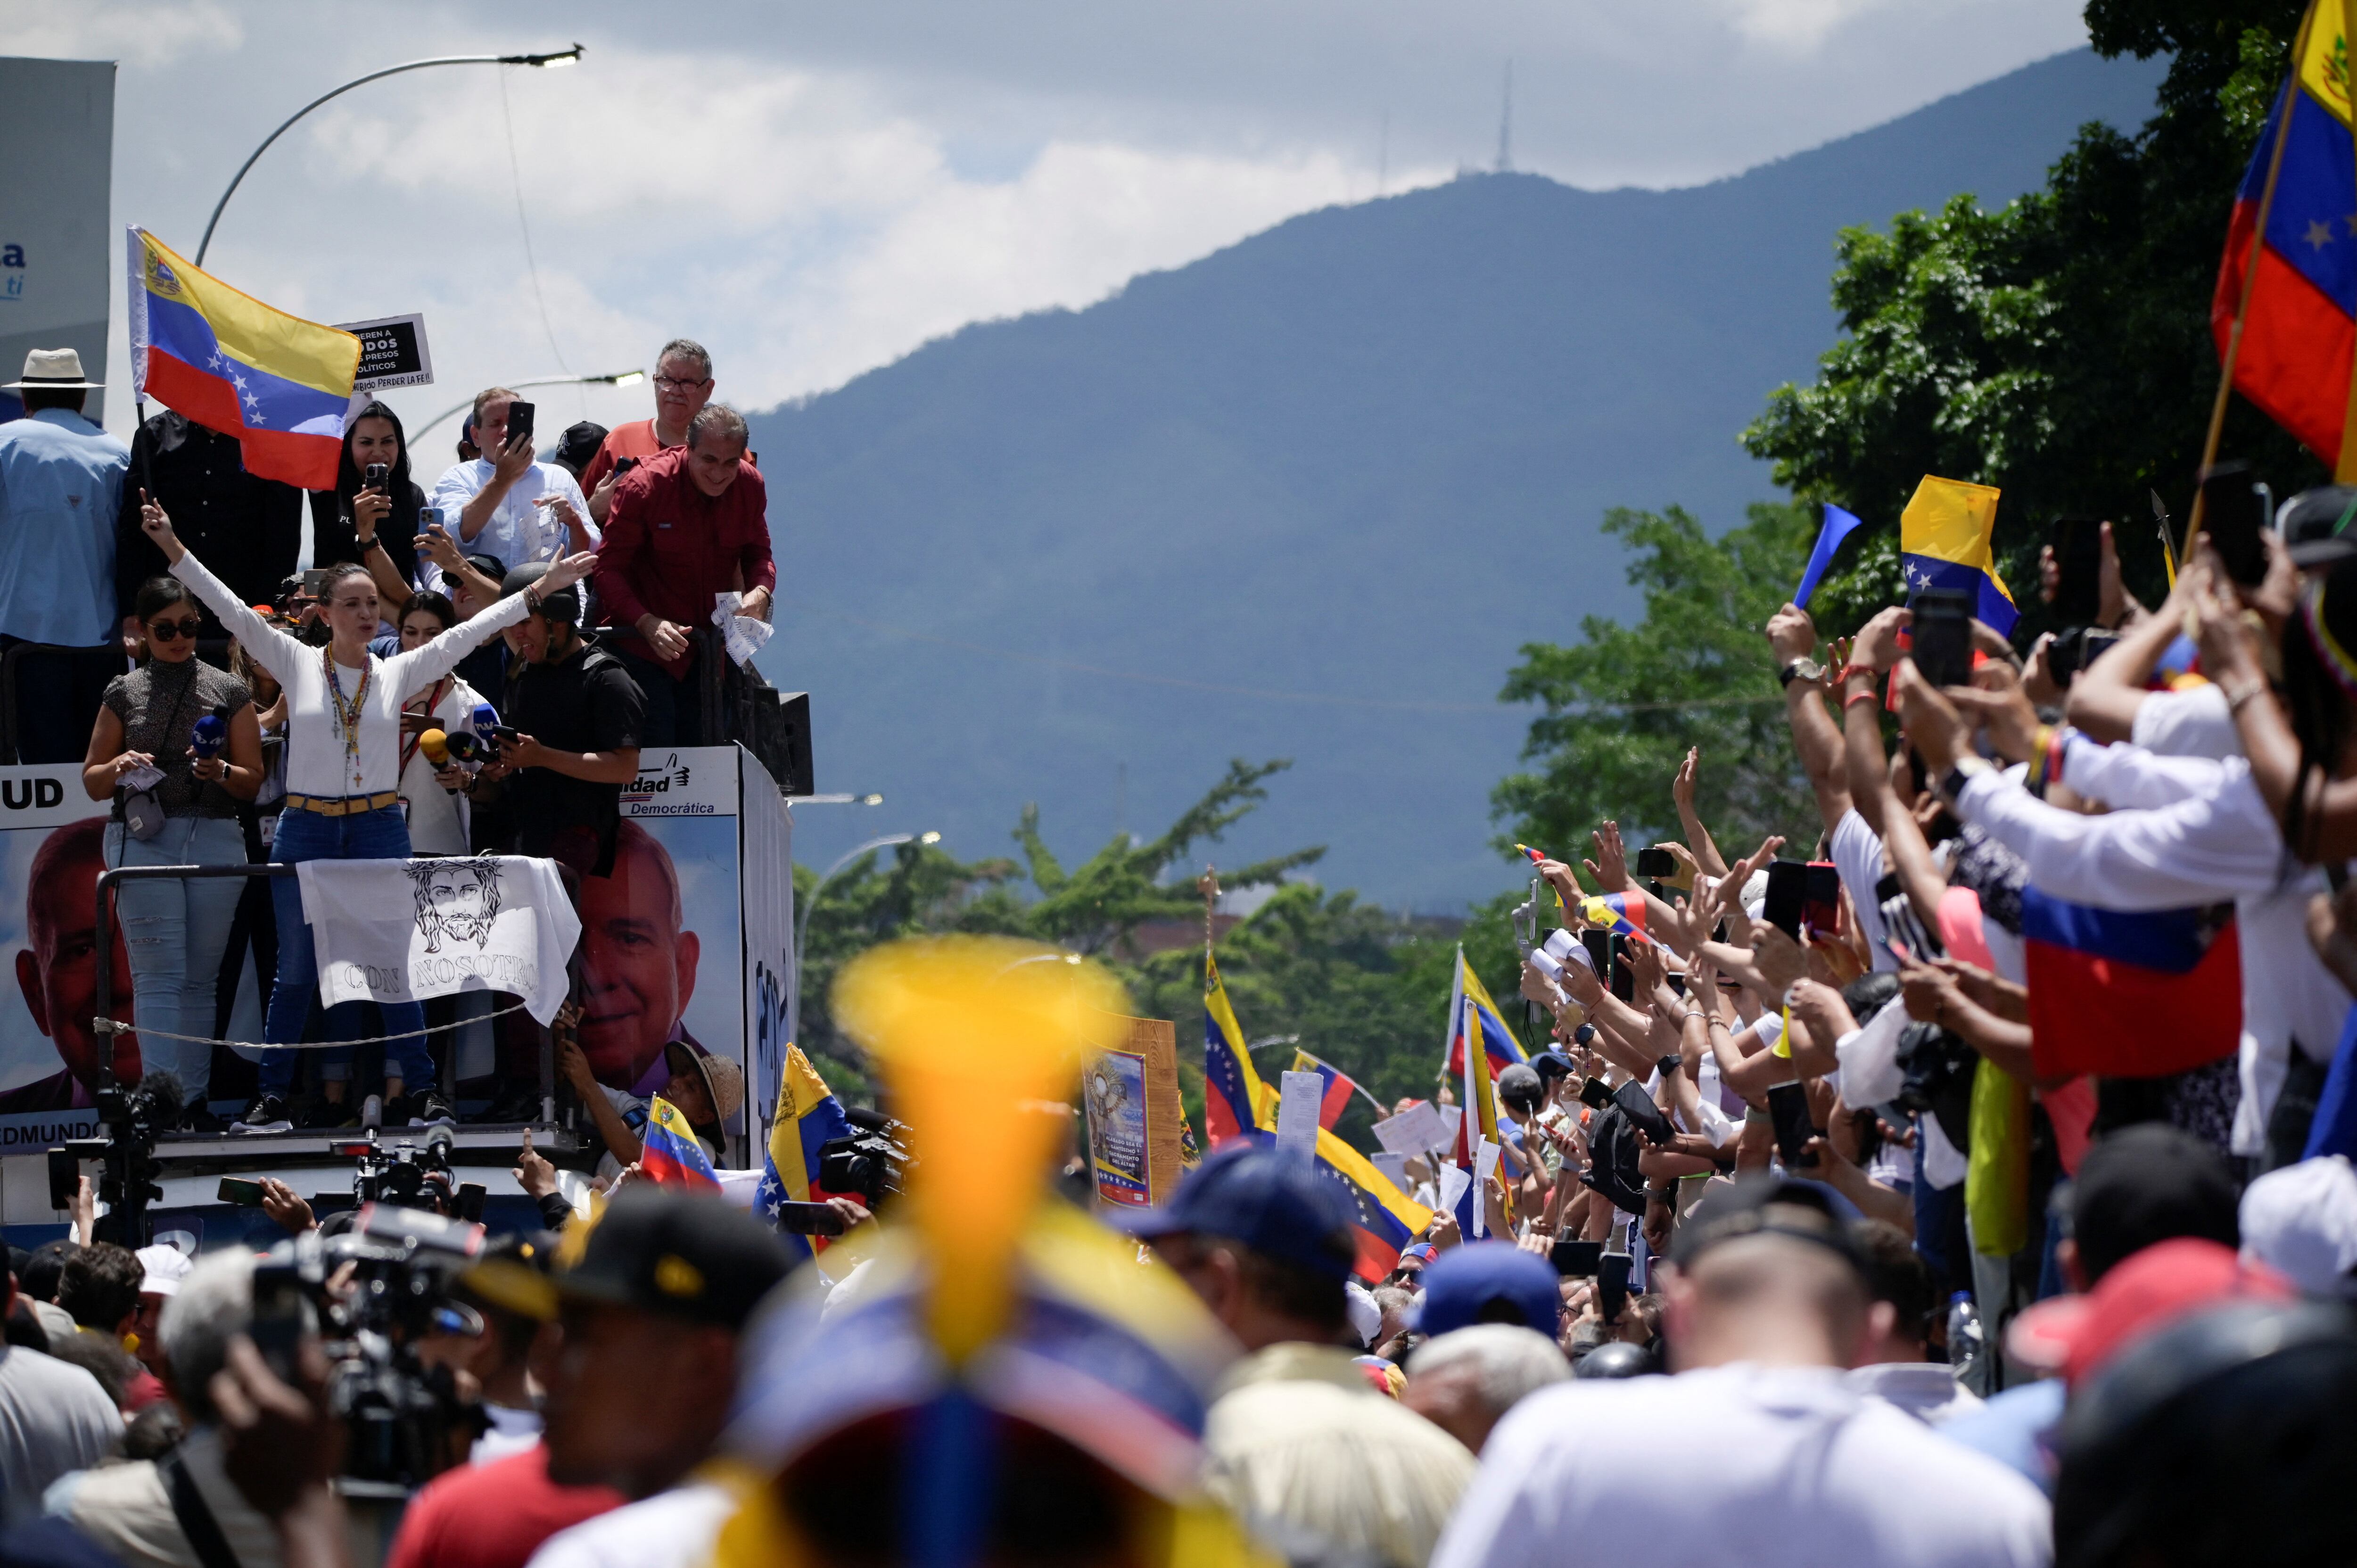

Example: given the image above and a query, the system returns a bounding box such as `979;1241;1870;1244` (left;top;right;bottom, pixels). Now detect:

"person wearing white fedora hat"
0;347;130;761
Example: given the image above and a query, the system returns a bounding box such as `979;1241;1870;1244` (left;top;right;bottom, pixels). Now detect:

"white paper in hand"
1437;1162;1473;1221
1373;1100;1448;1158
711;591;775;667
1472;1136;1502;1237
1370;1150;1409;1191
1276;1069;1324;1164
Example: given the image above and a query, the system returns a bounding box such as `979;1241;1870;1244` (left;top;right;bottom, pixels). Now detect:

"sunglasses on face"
147;618;203;642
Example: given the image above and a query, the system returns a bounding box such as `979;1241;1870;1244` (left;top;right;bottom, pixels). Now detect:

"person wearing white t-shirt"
1432;1196;2050;1568
425;389;595;595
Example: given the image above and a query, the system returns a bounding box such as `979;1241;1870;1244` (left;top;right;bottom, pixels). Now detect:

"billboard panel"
0;59;114;425
0;765;127;1150
738;750;793;1156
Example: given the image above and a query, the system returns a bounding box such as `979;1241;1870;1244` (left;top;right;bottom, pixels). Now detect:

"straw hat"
5;347;102;389
667;1041;745;1124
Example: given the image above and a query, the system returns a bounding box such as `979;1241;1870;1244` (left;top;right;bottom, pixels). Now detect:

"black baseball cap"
501;561;580;625
2282;486;2357;568
552;421;608;479
1118;1141;1357;1281
472;1187;791;1330
1531;1049;1577;1081
2069;1123;2240;1283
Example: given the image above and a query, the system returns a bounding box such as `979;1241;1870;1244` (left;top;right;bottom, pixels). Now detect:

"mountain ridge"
751;45;2168;908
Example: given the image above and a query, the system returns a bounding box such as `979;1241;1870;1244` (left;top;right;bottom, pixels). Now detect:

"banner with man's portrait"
0;766;128;1153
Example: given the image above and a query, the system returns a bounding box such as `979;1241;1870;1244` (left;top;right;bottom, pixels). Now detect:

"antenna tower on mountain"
1495;61;1513;173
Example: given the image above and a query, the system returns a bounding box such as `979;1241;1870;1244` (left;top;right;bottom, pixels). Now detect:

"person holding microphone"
135;491;594;1134
80;576;265;1126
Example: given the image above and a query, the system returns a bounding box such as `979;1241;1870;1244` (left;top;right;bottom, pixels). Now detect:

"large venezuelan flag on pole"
124;227;359;489
1202;956;1431;1280
1900;475;2017;637
2214;3;2357;477
758;1043;860;1261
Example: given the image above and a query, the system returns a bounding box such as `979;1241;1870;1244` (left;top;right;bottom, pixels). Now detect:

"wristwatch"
1940;755;1994;804
1778;657;1825;688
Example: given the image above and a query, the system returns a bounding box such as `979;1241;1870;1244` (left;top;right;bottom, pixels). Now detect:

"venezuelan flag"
1289;1050;1361;1131
758;1043;859;1259
2018;888;2242;1081
1901;475;2018;637
1443;950;1528;1080
641;1095;721;1192
1203;958;1431;1280
1580;893;1650;944
124;227;358;489
2214;3;2357;474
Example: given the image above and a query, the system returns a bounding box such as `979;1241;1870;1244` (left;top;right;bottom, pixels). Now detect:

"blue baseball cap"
1412;1241;1562;1337
1120;1141;1358;1281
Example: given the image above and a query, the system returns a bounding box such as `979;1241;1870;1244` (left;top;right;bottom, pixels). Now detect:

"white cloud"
0;0;240;67
1715;0;1893;51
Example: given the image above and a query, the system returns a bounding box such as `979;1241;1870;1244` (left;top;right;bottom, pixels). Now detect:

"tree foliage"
1742;0;2320;634
1490;503;1821;861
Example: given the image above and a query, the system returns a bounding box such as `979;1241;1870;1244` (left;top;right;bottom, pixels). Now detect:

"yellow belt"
284;791;400;817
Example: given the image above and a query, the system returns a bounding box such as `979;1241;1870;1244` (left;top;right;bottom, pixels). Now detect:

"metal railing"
91;862;556;1121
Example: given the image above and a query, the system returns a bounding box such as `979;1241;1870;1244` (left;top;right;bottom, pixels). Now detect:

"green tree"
1742;0;2319;633
1490;502;1820;862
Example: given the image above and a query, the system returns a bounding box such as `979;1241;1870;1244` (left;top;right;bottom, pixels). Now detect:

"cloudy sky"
9;0;2096;442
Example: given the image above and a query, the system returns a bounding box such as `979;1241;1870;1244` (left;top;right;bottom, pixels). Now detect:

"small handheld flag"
757;1043;859;1260
124;227;360;489
640;1095;720;1191
1581;892;1650;943
1901;475;2017;637
1795;502;1865;609
1514;843;1546;865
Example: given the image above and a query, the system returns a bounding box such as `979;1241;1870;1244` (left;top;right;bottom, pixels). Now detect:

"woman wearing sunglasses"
80;576;265;1127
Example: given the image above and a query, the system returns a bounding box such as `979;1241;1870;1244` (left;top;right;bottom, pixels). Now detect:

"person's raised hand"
537;550;599;597
1519;959;1561;1009
1586;820;1631;893
554;1032;597;1096
71;1173;96;1246
2022;632;2065;709
1786;977;1855;1050
351;487;390;537
1672;747;1699;812
2246;527;2300;628
1853;605;1912;674
2038;542;2060;605
1891;660;1971;773
257;1177;315;1236
1533;857;1584;907
1654;841;1699;891
1426;1207;1462;1252
1516;1227;1551;1259
1556;949;1604;1009
138;489;185;562
2096;520;2141;629
1899;960;1960;1026
824;1196;872;1232
1766;602;1817;663
512;1129;559;1199
1752;922;1807;994
1948;660;2041;764
494;426;536;484
2186;544;2270;693
420;522;463;572
210;1335;345;1520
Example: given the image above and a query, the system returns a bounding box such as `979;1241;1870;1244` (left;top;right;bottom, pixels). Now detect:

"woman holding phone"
311;401;426;597
79;576;265;1126
138;490;595;1134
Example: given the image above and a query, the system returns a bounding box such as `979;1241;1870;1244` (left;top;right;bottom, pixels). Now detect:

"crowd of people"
0;341;775;1132
10;339;2357;1562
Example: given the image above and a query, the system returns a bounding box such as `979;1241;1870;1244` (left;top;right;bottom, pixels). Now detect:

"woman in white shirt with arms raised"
137;492;594;1134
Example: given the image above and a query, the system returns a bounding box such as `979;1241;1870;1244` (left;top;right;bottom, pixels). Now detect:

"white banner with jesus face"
296;856;582;1024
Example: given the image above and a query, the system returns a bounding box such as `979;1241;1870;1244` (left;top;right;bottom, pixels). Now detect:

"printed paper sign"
1370;1150;1409;1190
336;314;433;392
1081;1048;1151;1207
1473;1136;1502;1237
1373;1100;1448;1158
1276;1069;1323;1163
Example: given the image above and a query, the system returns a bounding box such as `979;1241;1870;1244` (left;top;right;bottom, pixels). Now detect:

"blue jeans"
105;816;247;1104
259;806;432;1096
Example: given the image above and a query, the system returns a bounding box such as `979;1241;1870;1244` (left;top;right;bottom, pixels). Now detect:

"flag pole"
1197;865;1219;981
2192;0;2319;539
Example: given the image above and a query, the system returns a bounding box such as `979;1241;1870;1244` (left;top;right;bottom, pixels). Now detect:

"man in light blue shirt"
0;349;129;761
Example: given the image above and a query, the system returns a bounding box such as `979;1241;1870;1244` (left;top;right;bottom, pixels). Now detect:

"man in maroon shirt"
592;404;774;747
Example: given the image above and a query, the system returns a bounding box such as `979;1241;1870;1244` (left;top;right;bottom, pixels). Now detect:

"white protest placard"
1437;1163;1472;1220
1276;1069;1324;1164
1438;1104;1465;1147
337;314;434;393
1472;1136;1502;1237
1373;1100;1448;1159
1370;1150;1409;1192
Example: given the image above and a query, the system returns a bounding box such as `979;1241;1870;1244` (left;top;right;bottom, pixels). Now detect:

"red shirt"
594;446;776;679
577;421;670;499
385;1446;623;1568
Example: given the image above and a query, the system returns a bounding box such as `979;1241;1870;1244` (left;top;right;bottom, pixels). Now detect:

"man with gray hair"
45;1249;287;1568
580;338;716;524
1402;1324;1568;1453
593;400;774;747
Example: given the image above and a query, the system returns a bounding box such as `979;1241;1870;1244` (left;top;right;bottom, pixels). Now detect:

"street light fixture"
788;792;886;806
196;45;586;266
410;371;645;444
788;830;942;1051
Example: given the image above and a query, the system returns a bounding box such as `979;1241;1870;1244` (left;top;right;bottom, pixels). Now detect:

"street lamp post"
196;45;585;266
410;371;645;446
789;831;941;1053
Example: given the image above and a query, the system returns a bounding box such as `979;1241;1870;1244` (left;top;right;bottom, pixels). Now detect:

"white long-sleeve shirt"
172;551;531;801
423;459;591;590
1955;735;2352;1155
